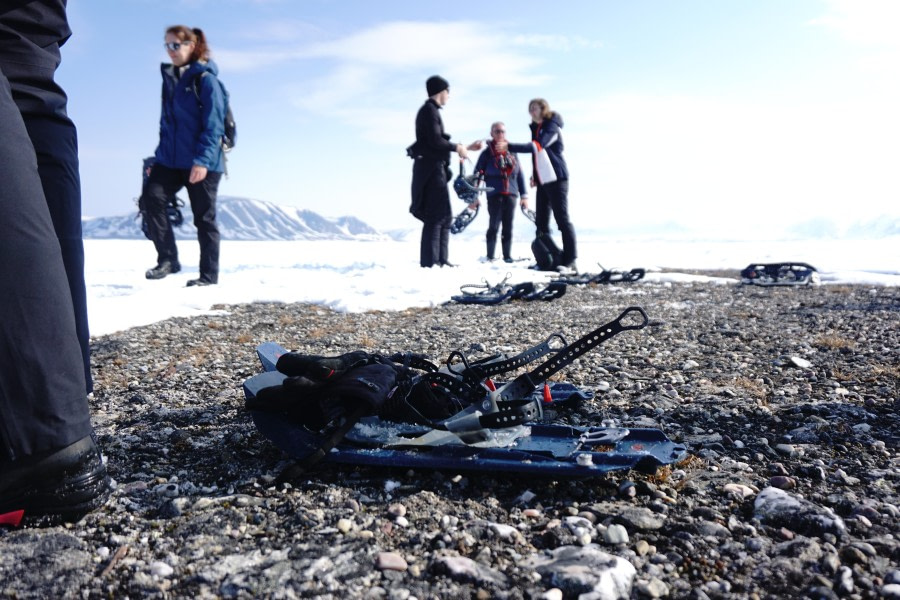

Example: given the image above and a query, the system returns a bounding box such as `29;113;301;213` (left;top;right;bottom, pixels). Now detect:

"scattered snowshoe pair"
243;307;687;478
741;262;820;286
451;274;566;305
556;266;646;285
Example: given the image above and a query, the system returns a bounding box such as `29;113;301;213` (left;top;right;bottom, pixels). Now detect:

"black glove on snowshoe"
250;352;401;430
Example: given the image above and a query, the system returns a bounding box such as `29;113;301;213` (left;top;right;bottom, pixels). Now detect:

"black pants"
0;0;93;459
486;194;517;260
412;159;452;267
142;164;222;283
420;216;451;267
535;179;577;265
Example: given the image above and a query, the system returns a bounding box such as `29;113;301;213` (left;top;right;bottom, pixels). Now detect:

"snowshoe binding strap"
490;306;650;403
521;281;567;300
450;203;479;234
444;332;568;385
452;274;515;305
741;262;819;286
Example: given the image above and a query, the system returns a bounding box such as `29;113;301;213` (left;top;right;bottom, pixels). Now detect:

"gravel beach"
1;276;898;599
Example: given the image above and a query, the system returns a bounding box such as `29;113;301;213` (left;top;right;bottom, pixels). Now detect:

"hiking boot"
186;277;215;287
0;435;110;527
145;260;180;280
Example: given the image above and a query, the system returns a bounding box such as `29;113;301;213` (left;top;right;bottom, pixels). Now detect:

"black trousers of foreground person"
142;164;223;283
0;0;94;458
534;179;577;266
486;194;517;260
0;0;92;394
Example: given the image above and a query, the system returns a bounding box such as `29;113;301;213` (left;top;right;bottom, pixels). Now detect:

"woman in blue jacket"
142;25;226;286
473;122;529;262
503;98;577;273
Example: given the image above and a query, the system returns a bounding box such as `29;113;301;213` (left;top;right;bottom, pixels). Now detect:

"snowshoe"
521;205;536;224
243;307;687;478
556;266;646;285
450;204;479;234
453;159;493;204
137;156;185;239
450;277;566;305
741;262;820;286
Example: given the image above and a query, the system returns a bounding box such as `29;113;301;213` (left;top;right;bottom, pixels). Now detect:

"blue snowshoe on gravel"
243;307;687;480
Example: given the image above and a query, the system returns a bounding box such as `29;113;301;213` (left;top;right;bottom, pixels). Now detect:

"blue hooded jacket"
154;59;226;173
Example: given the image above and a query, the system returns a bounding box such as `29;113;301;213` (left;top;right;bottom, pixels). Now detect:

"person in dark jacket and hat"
409;75;482;268
142;25;227;286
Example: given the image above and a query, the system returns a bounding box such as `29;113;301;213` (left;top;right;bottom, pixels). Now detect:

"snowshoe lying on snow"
741;262;820;286
244;307;688;478
555;266;646;285
450;274;566;305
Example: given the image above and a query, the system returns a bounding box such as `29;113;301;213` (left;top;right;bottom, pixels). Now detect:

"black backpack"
193;73;236;152
531;232;562;271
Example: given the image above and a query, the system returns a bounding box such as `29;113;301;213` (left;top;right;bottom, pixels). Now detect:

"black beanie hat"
426;75;449;97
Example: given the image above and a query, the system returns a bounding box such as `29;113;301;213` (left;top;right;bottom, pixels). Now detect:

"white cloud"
559;91;900;229
809;0;900;47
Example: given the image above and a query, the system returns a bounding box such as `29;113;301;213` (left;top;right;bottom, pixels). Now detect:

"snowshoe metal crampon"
242;307;689;479
740;262;820;286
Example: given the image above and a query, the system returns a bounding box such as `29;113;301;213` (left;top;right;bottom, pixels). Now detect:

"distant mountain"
82;196;389;241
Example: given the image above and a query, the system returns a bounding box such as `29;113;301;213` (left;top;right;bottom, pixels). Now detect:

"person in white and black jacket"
408;75;482;268
499;98;577;273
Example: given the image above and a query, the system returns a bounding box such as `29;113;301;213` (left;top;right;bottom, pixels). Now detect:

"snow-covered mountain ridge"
82;196;389;241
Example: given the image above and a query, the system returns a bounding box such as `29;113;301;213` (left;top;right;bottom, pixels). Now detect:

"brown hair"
529;98;554;121
166;25;211;62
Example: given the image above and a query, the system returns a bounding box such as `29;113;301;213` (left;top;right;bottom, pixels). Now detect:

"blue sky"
61;0;899;236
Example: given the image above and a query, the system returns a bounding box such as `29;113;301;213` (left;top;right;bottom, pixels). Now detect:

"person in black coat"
408;75;482;268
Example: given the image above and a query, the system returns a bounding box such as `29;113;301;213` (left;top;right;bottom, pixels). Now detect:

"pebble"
149;561;174;578
789;356;812;369
603;524;629;544
768;476;796;490
376;552;407;572
722;483;756;499
336;518;353;533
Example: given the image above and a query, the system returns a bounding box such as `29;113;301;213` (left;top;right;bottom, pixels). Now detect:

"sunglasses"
164;41;192;51
492;129;506;134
